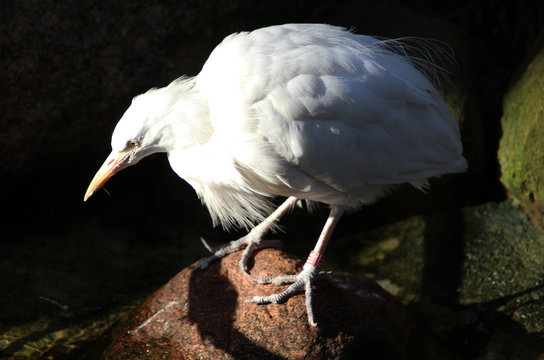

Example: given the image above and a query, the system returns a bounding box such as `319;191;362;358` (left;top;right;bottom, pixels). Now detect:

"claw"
192;197;298;272
192;237;284;273
200;237;214;253
189;254;219;270
246;265;323;326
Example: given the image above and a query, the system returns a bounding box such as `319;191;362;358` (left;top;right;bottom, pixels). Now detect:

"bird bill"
84;151;129;201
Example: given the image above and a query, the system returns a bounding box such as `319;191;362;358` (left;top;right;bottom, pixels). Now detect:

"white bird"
84;23;467;326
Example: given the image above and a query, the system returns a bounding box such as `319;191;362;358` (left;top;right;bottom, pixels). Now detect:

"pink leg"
248;206;344;327
304;206;343;269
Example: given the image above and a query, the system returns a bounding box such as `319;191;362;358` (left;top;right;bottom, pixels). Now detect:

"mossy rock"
460;200;544;334
499;43;544;233
328;200;544;357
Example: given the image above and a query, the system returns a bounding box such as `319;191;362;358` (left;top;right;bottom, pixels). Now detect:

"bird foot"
192;236;283;276
246;264;330;327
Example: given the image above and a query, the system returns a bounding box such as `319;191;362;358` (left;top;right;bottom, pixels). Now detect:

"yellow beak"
84;151;129;201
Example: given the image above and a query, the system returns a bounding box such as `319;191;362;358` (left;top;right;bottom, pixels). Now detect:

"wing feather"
195;24;466;205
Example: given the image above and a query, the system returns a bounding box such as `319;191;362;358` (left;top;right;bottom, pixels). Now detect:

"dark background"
2;0;544;358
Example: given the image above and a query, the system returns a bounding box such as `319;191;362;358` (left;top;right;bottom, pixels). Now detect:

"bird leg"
247;206;344;327
194;196;299;275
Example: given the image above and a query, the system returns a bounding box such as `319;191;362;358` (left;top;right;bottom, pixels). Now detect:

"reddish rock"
100;248;410;359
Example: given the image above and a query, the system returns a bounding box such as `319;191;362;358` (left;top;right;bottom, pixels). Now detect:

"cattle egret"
84;24;467;326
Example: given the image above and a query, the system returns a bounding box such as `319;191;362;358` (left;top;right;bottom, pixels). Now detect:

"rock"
459;200;544;333
328;201;544;357
98;248;410;359
326;215;428;304
499;42;544;232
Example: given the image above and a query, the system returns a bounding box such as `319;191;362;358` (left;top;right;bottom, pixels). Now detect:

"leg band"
305;250;324;268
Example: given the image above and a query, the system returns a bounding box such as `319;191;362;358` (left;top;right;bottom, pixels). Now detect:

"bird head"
84;76;206;201
84;90;170;201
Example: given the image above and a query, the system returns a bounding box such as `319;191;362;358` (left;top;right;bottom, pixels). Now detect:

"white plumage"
85;24;467;326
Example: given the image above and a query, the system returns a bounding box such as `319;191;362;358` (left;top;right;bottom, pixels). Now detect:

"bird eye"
128;140;140;147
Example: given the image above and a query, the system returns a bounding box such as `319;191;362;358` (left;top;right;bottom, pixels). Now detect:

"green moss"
499;45;544;232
